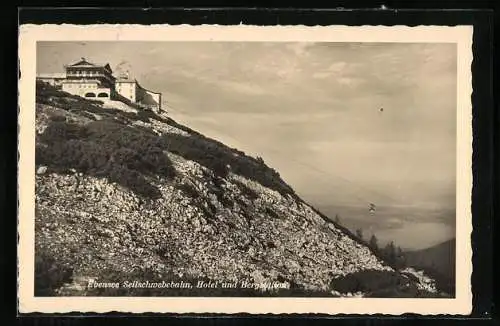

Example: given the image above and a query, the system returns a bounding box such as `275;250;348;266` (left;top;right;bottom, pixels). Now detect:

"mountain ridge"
405;238;456;273
34;81;446;298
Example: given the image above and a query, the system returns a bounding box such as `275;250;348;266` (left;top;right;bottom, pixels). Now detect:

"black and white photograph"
18;24;473;315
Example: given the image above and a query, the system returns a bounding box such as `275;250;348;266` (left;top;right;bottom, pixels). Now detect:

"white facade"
62;80;111;100
145;90;161;105
115;79;162;112
141;89;162;111
115;81;137;102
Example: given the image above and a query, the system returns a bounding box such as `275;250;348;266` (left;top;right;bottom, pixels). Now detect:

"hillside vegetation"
34;81;448;298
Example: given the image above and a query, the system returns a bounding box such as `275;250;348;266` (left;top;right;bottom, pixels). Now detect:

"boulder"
36;165;48;175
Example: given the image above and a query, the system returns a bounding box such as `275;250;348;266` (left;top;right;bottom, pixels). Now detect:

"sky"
37;41;458;249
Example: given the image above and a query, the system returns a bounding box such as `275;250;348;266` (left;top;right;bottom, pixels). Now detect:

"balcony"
66;71;115;83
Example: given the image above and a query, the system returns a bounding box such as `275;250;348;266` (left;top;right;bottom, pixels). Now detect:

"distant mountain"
34;81;445;298
404;238;455;295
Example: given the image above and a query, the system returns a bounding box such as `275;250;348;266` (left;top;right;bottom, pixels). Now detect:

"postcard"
18;23;473;315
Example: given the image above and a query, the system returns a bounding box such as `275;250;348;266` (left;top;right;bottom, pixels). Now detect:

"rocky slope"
34;82;444;298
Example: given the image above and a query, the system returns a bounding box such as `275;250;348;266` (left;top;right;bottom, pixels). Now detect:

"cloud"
285;42;312;57
312;72;331;79
337;77;362;86
327;61;348;73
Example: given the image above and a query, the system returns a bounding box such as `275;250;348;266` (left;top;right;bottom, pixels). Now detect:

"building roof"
115;71;136;83
66;58;113;72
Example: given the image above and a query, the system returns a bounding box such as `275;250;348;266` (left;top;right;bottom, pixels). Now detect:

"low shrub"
34;250;74;296
162;132;294;197
175;182;200;199
39;120;87;142
265;207;281;220
330;269;441;298
233;180;259;200
36;118;175;199
35;82;296;200
48;114;67;122
330;270;410;295
106;164;162;198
